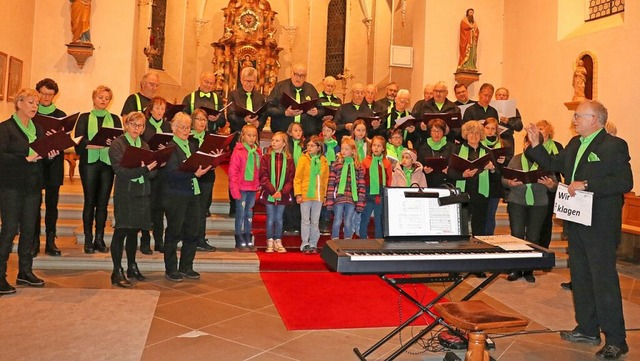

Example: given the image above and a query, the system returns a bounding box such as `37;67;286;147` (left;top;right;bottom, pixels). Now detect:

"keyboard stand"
353;272;501;361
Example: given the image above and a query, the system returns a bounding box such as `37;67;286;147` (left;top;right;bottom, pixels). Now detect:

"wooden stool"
434;300;529;361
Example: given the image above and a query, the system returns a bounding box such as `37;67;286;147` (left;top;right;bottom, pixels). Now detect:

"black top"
121;92;151;116
74;112;123;164
0;116;45;190
181;90;227;133
267;79;323;137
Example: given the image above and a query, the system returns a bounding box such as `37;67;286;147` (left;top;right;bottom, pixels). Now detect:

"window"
587;0;624;21
324;0;346;77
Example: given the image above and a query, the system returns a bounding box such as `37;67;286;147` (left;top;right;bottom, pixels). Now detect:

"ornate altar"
212;0;283;98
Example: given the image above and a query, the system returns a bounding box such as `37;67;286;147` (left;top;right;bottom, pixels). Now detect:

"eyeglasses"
195;117;207;121
128;123;145;129
174;125;191;131
573;113;594;120
293;72;307;78
434;89;447;93
39;92;55;98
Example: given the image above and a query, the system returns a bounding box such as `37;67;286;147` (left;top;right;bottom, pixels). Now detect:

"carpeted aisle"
257;252;330;271
261;272;444;330
0;288;159;361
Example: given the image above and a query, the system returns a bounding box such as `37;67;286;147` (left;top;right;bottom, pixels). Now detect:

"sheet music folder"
383;187;470;243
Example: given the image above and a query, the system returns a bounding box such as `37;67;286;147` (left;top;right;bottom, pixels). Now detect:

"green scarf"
386;143;405;161
268;151;287;202
481;136;501;149
12;114;37;156
38;103;57;115
338;157;358;202
543;139;559;155
356;139;366;160
292;139;302;166
124;133;144;184
87;109;114;165
324;138;337;163
427;136;447;151
191;130;206;147
149;116;163;133
369;155;385;195
455;144;489;197
521;155;538;206
243;142;259;181
306;154;322;198
173;135;200;195
403;167;413;187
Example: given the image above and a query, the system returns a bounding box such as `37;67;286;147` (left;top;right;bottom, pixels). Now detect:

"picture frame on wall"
0;52;7;101
7;56;23;102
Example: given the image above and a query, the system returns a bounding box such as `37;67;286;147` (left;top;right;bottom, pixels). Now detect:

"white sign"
553;183;593;226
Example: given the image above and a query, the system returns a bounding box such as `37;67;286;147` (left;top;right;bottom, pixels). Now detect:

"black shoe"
178;269;201;280
84;234;95;254
596;343;629;359
140;231;153;255
0;278;16;294
197;239;216;252
506;271;521;281
127;263;146;281
45;233;61;256
16;272;45;287
560;330;602;345
165;272;184;282
111;269;132;288
561;282;572;290
473;272;487;278
93;232;108;253
523;273;536;283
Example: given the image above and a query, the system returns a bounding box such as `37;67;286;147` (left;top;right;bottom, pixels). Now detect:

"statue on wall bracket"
454;8;480;87
66;0;95;69
565;51;597;111
212;0;283;98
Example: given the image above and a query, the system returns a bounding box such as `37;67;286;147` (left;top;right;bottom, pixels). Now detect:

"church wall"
0;0;36;118
27;1;136;116
502;1;640;191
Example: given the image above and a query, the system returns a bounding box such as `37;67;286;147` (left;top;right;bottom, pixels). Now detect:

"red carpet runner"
261;272;443;330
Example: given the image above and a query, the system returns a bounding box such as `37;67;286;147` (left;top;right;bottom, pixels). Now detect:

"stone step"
31;237;259;272
73;226;237;249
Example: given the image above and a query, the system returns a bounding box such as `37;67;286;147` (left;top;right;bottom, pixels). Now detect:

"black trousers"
539;192;556;249
0;187;40;277
507;203;547;246
467;198;489;236
163;192;201;274
79;161;114;235
150;177;165;243
110;228;138;270
35;185;60;236
198;180;214;241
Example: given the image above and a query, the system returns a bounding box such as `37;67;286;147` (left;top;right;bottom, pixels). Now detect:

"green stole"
12;114;37;156
191;130;205;147
173;135;200;195
338;157;358;202
149;116;164;133
386;143;405;161
356;139;366;160
87;109;114;164
243;142;259;181
38;103;57;115
306;154;321;198
268;151;287;202
125;133;144;184
369;155;385;195
543;139;559;155
403;167;413;187
292;139;302;166
324;138;337;163
455;144;489;197
427;136;447;151
481;136;501;149
521;155;538;206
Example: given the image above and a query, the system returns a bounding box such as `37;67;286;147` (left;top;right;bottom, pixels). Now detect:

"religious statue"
572;59;587;101
457;8;479;71
70;0;92;43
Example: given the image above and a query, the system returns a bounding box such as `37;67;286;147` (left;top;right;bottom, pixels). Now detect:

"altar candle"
288;0;294;26
197;0;207;19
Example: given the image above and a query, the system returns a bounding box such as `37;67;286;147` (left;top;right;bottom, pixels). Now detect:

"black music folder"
164;103;187;121
423;112;463;129
489;147;510;159
30;132;82;156
200;102;232;117
323;106;338;118
197;133;236;154
280;93;318;112
394;115;422;130
502;167;553;184
119;145;176;169
448;153;495;173
147;132;173;151
88;127;123;146
360;115;383;128
179;151;230;172
422;157;449;172
33;112;80;133
233;102;268;119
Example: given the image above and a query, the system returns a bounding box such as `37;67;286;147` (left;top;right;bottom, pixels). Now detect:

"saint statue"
572;59;587;101
457;8;479;71
70;0;92;43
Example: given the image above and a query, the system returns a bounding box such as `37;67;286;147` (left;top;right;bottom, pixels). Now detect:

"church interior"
1;0;640;360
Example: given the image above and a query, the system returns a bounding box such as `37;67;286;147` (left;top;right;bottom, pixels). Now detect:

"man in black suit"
267;63;323;137
333;83;374;140
181;71;226;134
412;82;461;146
453;83;476;106
121;71;160;115
525;100;632;360
374;82;399;114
